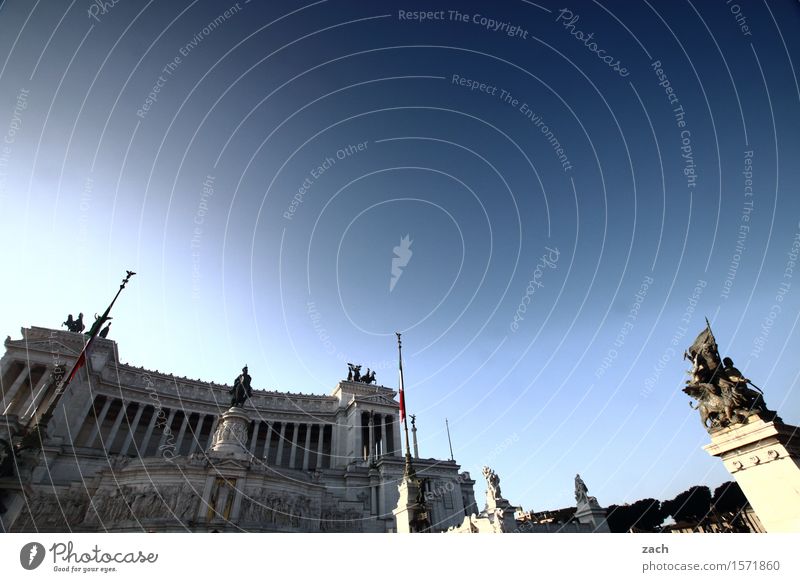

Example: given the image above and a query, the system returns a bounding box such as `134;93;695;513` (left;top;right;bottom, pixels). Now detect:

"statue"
683;321;777;431
718;357;766;411
62;312;85;333
62;314;75;331
229;365;253;407
492;507;506;533
99;323;111;338
346;363;376;384
347;363;362;382
482;466;502;502
574;473;599;507
575;474;589;506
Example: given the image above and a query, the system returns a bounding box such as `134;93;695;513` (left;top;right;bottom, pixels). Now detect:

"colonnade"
62;395;336;469
360;410;398;461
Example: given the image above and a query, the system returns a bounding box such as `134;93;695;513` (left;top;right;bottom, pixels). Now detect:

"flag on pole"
398;378;406;422
63;335;95;386
397;332;407;421
58;271;135;393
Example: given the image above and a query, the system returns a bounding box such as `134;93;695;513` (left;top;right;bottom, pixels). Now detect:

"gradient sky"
1;0;799;513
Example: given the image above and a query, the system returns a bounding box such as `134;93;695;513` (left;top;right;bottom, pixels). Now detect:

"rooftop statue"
61;312;85;333
574;473;599;507
346;363;376;384
482;466;502;502
574;474;589;505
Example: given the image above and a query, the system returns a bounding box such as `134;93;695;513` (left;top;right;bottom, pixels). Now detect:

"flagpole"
18;270;136;451
445;417;454;461
58;270;136;392
396;332;413;475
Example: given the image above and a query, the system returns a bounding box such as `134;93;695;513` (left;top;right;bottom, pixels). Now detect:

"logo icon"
390;234;413;292
20;542;46;570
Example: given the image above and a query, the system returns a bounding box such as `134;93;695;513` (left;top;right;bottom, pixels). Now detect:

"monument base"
486;496;517;532
208;407;251;460
703;414;800;532
574;501;610;532
392;473;429;533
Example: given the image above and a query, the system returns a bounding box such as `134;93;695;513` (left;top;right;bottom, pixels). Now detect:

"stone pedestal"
703;414;800;532
574;500;610;532
392;473;428;533
208;407;251;460
485;495;517;533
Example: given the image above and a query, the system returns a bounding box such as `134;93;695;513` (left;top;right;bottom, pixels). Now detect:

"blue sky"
1;0;799;511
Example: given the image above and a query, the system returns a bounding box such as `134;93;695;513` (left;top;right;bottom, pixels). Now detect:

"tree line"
605;481;752;532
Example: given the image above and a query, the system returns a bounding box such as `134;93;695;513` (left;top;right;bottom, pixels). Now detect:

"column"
261;422;274;465
205;416;218;449
361;412;369;460
105;401;131;452
187;414;206;455
275;422;287;466
173;412;191;455
288;423;298;468
20;368;51;420
157;408;177;450
382;415;389;457
249;421;261;454
328;424;336;469
1;364;29;415
412;422;419;459
385;415;395;456
85;397;113;448
315;423;325;469
302;423;312;470
68;397;96;446
139;407;160;455
119;404;145;456
368;413;375;463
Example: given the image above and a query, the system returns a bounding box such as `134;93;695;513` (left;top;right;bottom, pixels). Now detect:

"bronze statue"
62;313;85;333
719;357;765;410
62;314;75;331
347;363;362;383
682;322;777;431
683;320;721;385
346;363;376;384
230;366;252;407
85;309;115;337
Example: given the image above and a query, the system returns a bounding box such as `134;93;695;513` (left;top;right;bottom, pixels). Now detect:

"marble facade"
0;326;476;532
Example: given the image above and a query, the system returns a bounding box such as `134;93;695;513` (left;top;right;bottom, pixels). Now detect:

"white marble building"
0;326;477;532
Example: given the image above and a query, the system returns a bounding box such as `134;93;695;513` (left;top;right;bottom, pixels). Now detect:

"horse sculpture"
230;366;253;407
682;382;748;429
